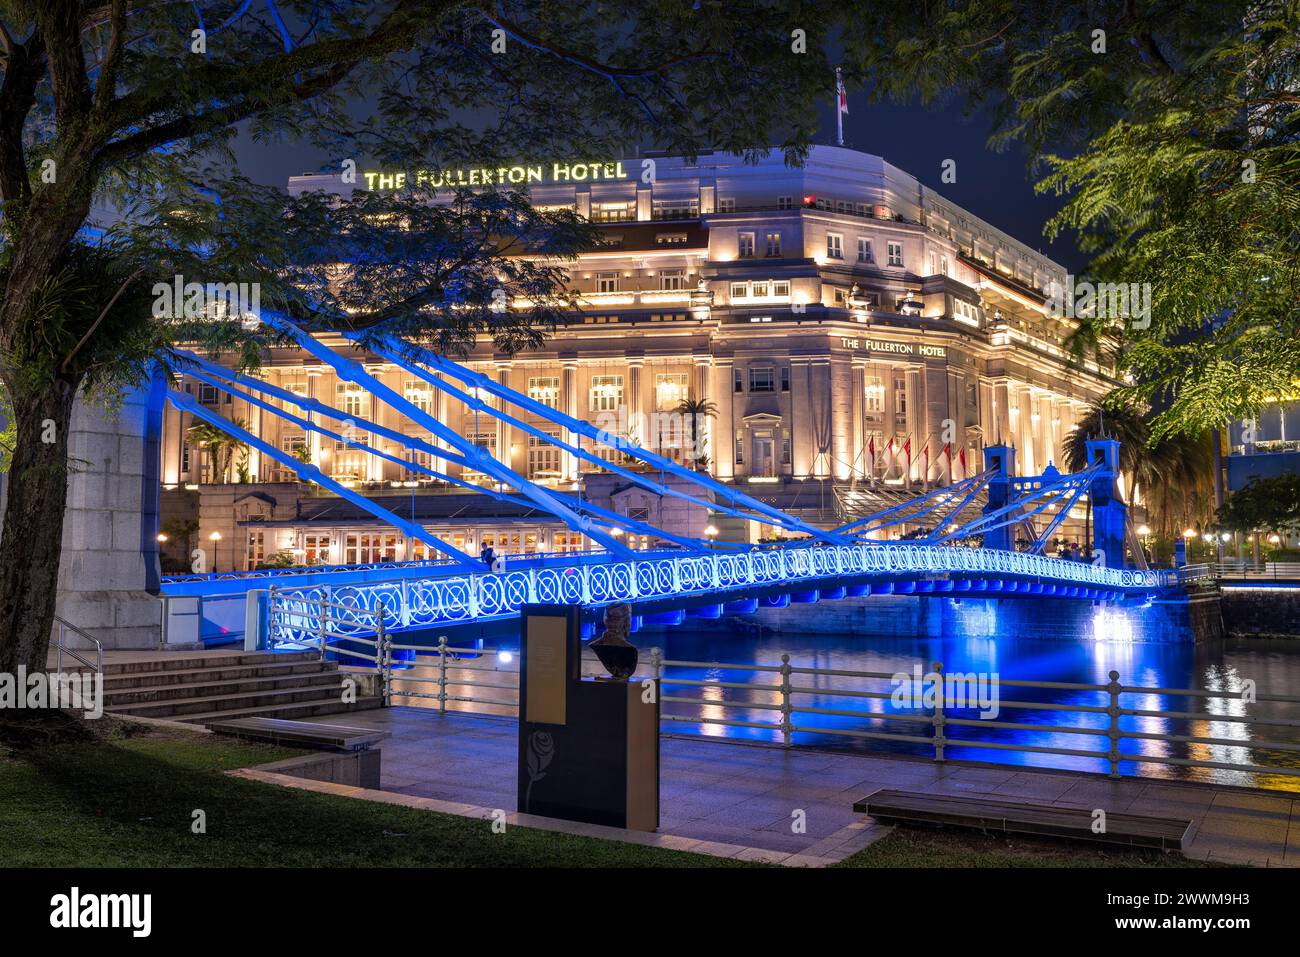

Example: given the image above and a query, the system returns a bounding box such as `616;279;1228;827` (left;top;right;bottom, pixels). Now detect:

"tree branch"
93;0;128;111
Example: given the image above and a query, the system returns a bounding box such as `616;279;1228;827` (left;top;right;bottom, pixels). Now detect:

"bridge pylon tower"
981;444;1016;552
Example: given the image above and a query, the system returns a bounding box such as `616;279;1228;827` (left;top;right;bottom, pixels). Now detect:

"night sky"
230;93;1086;273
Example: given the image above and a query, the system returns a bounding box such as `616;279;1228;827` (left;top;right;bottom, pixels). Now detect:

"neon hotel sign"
363;161;629;190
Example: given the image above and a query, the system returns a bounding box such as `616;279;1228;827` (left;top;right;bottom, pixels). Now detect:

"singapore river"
393;618;1300;792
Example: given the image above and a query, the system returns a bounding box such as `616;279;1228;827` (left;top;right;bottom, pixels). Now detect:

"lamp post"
704;524;719;550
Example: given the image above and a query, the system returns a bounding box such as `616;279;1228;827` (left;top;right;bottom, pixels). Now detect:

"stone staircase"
101;651;382;724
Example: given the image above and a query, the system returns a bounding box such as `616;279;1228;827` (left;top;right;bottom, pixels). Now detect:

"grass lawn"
0;721;743;868
1;720;1224;869
838;825;1219;868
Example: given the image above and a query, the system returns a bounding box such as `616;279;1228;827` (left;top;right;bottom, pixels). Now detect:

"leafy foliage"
841;0;1300;437
1218;473;1300;533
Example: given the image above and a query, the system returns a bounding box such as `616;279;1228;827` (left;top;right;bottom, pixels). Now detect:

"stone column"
495;361;513;472
905;365;924;483
850;360;867;478
693;354;712;469
627;358;645;447
830;357;853;480
307;369;324;470
562;359;579;481
711;357;735;479
790;357;813;478
54;375;165;648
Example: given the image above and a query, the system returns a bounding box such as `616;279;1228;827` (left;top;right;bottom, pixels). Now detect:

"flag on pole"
941;441;953;480
902;435;912;480
835;67;847;146
868;434;876;479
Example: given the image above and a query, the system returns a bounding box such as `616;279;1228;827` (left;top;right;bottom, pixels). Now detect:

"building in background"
161;146;1119;572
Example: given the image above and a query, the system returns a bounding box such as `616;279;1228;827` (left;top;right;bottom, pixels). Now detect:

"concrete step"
108;682;354;719
101;659;334;690
101;651;319;676
180;696;383;725
103;671;347;706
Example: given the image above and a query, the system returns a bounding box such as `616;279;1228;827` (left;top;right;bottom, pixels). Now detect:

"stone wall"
1220;586;1300;637
54;381;165;648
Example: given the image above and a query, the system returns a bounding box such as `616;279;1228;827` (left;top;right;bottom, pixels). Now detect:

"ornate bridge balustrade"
265;542;1175;647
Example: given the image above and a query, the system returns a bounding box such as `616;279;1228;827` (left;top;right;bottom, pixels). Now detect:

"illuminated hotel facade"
161;146;1118;571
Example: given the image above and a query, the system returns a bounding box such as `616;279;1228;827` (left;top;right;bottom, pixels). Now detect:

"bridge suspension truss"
163;312;1135;570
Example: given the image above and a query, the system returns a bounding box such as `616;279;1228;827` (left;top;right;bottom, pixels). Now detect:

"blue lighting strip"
167;390;478;565
175;352;716;553
261;315;636;558
364;332;849;545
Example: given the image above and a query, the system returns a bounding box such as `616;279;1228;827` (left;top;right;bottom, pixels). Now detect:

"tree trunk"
0;377;77;674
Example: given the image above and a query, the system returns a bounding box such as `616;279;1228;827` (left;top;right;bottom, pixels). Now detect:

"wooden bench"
209;717;390;753
854;788;1193;851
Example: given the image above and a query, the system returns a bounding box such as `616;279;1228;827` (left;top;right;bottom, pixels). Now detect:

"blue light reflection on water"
652;626;1300;790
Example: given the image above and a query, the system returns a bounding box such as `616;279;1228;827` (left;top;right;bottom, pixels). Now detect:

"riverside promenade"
232;707;1300;867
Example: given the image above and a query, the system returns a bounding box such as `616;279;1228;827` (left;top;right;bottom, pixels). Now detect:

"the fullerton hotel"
160;146;1117;573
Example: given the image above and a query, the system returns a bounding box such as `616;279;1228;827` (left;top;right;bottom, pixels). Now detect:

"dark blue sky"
232;95;1085;272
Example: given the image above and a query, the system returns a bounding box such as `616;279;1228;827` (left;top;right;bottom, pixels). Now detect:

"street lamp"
156;533;168;543
704;524;719;550
1137;525;1151;537
209;531;222;542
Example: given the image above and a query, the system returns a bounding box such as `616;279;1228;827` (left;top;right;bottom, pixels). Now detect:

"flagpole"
835;67;844;146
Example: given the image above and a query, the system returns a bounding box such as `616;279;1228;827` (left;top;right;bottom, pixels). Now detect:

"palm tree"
673;397;717;471
1062;400;1215;539
186;419;249;484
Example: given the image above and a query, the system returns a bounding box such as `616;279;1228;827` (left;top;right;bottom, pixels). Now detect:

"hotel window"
776;195;795;210
527;376;560;407
865;376;884;413
553;530;584;553
781;431;792;466
738;232;756;258
735;432;744;464
336;383;370;419
345;532;398;565
893;378;907;415
772;280;790;297
749;367;776;393
649;312;688;322
245;531;265;570
595;272;619;293
181;442;191;473
826;233;843;260
887;241;904;267
765;231;782;257
660;268;686;291
592;202;634;222
717;197;736;212
655;373;689;410
654;199;698;219
199;383;219;404
730;282;747;301
854;203;870;217
302;534;330;566
589;375;624;412
403;380;433;414
836;200;852;214
655;232;688;245
583;314;618;324
940;255;949;276
734;368;744;394
780;367;790;392
752;281;770;298
928;251;937;274
953;299;980;327
857;237;873;263
528;432;562;477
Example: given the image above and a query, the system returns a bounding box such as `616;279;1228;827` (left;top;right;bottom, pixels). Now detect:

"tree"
1218;473;1300;535
674;396;717;471
840;2;1299;438
185;418;247;483
0;2;845;675
1062;398;1216;538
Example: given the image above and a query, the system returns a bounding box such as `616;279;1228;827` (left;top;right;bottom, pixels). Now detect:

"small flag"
836;67;849;114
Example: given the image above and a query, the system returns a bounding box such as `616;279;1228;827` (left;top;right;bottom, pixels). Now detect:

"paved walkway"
281;707;1300;867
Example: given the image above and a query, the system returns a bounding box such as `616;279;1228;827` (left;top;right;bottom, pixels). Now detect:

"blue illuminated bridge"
160;312;1176;648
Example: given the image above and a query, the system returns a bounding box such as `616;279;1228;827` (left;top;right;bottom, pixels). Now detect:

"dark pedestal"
517;604;659;831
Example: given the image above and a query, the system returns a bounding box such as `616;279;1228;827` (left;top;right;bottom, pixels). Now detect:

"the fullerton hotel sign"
840;337;946;358
363;161;629;191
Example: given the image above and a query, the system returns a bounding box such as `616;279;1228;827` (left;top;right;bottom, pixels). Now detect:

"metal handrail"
53;616;103;675
359;643;1300;787
1177;560;1300;584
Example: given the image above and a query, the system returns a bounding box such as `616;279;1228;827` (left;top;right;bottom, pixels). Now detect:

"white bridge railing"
264;543;1174;646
